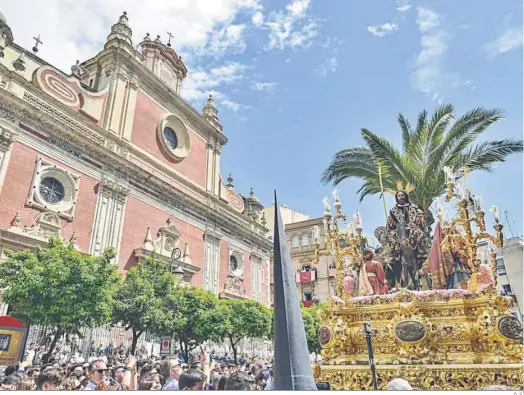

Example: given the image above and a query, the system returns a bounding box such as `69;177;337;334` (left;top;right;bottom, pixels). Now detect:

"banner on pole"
160;337;171;356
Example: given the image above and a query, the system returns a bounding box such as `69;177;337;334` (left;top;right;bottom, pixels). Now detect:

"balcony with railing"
296;268;317;284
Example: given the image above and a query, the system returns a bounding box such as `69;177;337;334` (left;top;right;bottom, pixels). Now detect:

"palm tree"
321;104;523;217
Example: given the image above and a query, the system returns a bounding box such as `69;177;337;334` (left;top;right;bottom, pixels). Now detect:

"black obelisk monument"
273;191;317;390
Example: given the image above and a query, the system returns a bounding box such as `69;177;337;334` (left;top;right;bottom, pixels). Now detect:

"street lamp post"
170;247;184;282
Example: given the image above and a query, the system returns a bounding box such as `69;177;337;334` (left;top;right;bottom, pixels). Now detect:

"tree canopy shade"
321;104;523;214
168;286;229;362
113;256;177;355
0;238;119;362
301;304;324;355
221;299;272;364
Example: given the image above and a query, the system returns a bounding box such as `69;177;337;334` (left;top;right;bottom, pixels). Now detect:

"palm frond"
433;108;504;170
320;147;378;185
361;128;415;186
452;139;523;171
356;181;383;202
427;103;455;147
398;113;414;154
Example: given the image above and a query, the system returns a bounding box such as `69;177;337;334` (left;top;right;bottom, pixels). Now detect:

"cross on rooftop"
167;32;174;47
32;35;43;53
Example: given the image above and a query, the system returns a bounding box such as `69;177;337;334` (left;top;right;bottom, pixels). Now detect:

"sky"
1;0;522;241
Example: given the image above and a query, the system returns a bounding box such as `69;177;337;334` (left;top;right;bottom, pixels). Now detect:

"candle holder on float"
442;166;504;290
312;190;366;303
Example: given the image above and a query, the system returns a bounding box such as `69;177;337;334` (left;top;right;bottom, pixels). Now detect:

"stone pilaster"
0;125;15;195
89;177;129;263
203;229;222;296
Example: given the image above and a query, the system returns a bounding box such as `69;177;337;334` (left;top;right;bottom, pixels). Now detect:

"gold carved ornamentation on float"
312;174;523;390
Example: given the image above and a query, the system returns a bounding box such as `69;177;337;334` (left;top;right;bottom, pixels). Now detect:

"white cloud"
367;22;398;37
221;99;252;112
410;7;462;101
396;0;412;13
0;0;266;72
286;0;311;17
252;11;264;27
484;26;523;59
252;81;277;92
416;7;441;32
0;0;270;113
206;24;247;56
265;0;320;51
182;61;249;110
317;57;338;76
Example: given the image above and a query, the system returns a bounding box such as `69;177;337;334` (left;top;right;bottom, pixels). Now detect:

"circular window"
157;114;191;162
39;177;65;204
34;167;77;213
230;255;238;271
229;252;244;278
163;127;178;150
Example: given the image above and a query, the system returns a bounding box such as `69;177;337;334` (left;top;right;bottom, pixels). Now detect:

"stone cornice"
0;83;271;252
79;47;226;145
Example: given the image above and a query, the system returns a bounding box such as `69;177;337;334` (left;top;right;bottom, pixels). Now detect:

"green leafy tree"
221;299;272;364
301;305;323;355
168;286;229;362
321;104;523;216
0;238;119;362
113;256;177;355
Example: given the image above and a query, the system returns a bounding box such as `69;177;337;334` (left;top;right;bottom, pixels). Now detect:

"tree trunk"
183;341;189;363
229;334;238;365
131;329;142;356
43;328;63;364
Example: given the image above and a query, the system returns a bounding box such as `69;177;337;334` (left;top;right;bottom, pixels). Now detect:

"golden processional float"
311;170;523;391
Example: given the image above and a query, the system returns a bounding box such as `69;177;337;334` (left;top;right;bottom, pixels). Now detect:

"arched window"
291;235;299;248
301;233;310;246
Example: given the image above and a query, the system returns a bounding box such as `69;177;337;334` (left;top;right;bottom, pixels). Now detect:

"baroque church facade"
0;11;272;309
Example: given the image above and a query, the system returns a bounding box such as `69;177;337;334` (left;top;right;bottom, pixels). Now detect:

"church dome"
244;188;264;221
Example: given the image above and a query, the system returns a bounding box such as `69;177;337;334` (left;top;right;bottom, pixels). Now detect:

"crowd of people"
0;342;518;391
0;342;275;391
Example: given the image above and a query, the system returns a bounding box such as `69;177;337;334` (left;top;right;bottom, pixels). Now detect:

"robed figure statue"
358;248;389;296
418;221;472;289
385;190;430;290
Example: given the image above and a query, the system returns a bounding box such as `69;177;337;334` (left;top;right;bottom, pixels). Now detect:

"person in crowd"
83;360;109;390
36;368;63;391
63;376;82;391
0;374;21;391
264;368;274;391
139;364;158;383
209;371;221;390
21;374;36;391
386;378;412;390
224;371;255;391
217;374;228;391
160;357;181;390
178;369;206;391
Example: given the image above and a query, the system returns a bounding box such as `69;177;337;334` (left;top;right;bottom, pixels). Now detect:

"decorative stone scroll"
142;217;181;258
34;66;108;123
3;211;79;250
136;217;200;281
